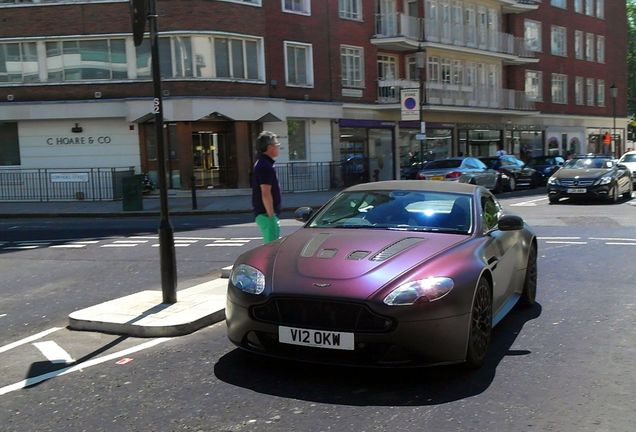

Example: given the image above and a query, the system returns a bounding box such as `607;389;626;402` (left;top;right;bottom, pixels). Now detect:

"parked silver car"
416;157;502;193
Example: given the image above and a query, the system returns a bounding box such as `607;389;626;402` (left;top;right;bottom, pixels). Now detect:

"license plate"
567;188;587;194
278;326;354;350
429;176;444;181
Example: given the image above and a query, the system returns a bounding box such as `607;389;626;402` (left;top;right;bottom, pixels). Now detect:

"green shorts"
255;214;280;244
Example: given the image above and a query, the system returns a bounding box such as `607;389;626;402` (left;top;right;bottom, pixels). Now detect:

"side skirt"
492;294;520;327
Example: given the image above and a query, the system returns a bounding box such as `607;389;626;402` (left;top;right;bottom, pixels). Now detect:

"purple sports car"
226;181;537;368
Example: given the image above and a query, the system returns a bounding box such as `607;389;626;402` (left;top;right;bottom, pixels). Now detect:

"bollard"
191;176;198;210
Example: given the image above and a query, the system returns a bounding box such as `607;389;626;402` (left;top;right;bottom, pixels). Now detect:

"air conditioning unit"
7;94;14;101
94;91;102;99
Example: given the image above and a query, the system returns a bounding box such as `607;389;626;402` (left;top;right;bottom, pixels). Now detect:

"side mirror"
294;206;313;222
498;214;524;231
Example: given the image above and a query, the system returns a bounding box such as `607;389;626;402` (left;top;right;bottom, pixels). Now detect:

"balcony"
378;79;536;112
372;13;536;64
500;0;541;14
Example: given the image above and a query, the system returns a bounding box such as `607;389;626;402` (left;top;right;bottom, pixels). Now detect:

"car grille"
558;179;595;187
251;297;394;333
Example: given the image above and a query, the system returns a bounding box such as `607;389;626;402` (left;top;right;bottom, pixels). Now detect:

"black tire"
507;176;516;192
518;244;537;308
465;277;493;369
622;182;633;200
493;177;503;194
549;195;559;204
609;184;620;204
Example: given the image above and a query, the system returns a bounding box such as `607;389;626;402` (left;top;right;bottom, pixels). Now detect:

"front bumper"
226;296;471;367
547;183;612;200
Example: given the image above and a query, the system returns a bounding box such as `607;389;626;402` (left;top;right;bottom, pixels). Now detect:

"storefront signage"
46;136;112;145
50;172;90;183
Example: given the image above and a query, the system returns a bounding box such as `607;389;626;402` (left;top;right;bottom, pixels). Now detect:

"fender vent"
300;233;330;257
347;250;370;260
370;238;422;262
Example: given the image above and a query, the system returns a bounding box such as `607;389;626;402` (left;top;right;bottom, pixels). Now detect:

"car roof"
343;180;477;194
571;154;612;159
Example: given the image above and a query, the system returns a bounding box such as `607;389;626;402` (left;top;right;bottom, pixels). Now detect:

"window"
575;76;584;105
586;78;595;106
340;45;364;87
574;30;584;59
481;195;500;231
218;0;261;5
525;70;543;101
339;0;362;20
585;0;593;16
574;0;583;13
377;55;397;80
551;0;566;9
0;122;20;166
597;80;605;106
452;60;463;85
285;41;313;87
551;73;567;104
585;33;594;62
524;20;542;52
283;0;310;15
406;56;417;81
47;39;126;82
596;0;604;18
596;36;605;63
551;26;567;56
287;119;307;161
0;42;39;83
441;58;451;84
214;37;260;80
427;56;440;83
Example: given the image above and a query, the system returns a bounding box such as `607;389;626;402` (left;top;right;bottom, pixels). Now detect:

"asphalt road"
1;189;635;431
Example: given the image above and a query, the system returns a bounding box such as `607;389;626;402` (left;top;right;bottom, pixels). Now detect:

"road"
1;190;635;432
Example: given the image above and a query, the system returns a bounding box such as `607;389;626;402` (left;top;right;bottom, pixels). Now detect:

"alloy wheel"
465;277;492;368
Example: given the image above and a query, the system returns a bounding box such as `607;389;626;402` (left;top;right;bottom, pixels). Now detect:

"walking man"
252;131;281;244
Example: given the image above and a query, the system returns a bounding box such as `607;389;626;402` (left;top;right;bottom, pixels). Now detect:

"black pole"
190;175;198;210
148;0;177;304
613;96;617;157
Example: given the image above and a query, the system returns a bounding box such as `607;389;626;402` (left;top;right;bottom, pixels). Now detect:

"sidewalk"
0;188;341;337
0;188;340;218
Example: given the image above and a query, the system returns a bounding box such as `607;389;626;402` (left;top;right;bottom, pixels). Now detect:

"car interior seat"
442;196;471;231
365;199;410;225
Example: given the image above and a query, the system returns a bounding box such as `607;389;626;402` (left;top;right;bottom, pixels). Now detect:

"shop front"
398;121;454;179
586;127;625;157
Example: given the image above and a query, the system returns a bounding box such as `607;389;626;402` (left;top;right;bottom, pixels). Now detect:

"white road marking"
17;242;50;246
545;241;588;245
538;237;582;240
205;244;244;247
232;237;262;240
49;244;87;249
4;246;39;250
510;197;549;207
213;239;249;243
0;314;6;318
100;244;139;248
114;240;148;244
0;338;170;396
589;237;636;242
70;241;100;244
605;242;636;246
0;328;63;354
174;240;198;243
129;236;224;241
32;341;74;364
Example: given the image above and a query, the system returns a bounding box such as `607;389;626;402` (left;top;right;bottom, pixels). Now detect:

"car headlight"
230;264;265;295
383;277;454;306
547;176;558;185
595;176;612;185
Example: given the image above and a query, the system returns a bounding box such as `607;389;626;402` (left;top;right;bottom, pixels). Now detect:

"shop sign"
46;136;112;145
50;172;90;183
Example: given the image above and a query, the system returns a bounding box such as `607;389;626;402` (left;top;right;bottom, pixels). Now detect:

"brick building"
0;0;628;196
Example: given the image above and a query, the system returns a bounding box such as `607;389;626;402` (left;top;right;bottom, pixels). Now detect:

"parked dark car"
479;155;540;191
416;157;502;193
547;155;633;204
526;155;565;185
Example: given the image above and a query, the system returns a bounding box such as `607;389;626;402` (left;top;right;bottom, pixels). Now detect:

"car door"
480;193;519;314
468;158;497;189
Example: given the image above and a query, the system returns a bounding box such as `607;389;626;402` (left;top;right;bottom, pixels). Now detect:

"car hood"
268;228;470;298
555;168;612;179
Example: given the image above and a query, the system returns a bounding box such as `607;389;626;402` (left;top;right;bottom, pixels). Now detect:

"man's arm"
260;184;275;218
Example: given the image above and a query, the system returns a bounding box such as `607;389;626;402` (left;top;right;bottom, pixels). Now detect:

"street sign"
416;133;427;140
400;88;420;121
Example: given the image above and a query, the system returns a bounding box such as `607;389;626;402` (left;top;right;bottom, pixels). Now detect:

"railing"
377;79;535;111
374;13;534;59
0;167;135;202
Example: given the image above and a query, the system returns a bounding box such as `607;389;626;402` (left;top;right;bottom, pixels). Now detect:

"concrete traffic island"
68;278;228;338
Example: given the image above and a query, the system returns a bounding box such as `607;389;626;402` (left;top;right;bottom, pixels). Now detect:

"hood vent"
347;250;370;260
370;238;422;262
317;248;338;259
300;233;331;257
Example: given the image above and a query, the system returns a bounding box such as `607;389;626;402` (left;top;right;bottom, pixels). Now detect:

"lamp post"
610;84;618;157
416;45;426;165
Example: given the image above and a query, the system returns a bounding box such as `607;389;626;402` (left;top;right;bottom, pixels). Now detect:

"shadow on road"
214;303;542;406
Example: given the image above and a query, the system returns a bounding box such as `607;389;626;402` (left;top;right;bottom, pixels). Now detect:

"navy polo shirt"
252;154;281;216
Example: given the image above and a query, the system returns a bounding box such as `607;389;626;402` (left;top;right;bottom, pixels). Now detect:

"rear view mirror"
294;206;314;222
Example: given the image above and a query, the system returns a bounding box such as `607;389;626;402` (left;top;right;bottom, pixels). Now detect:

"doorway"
192;131;235;188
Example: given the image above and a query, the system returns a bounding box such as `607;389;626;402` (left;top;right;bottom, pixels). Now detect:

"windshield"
619;154;636;163
309;190;473;234
423;159;462;169
563;158;613;169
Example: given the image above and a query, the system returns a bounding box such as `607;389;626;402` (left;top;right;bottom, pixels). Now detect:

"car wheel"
549;195;559;204
507;176;516;192
493;177;503;194
465;277;492;369
609;184;620;204
518;244;537;308
622;182;633;200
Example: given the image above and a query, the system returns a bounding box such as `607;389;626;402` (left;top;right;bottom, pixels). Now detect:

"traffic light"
130;0;148;47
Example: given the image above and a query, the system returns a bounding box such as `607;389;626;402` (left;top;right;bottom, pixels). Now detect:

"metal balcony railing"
377;79;535;111
374;13;534;59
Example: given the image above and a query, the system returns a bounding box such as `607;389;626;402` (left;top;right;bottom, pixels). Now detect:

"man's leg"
255;214;280;244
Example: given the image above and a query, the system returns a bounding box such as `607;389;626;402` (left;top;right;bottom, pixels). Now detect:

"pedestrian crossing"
0;236;261;251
